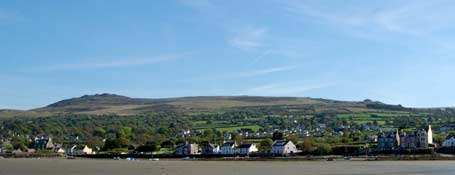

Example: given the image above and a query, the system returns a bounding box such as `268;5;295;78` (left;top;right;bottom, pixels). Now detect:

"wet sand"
0;159;454;175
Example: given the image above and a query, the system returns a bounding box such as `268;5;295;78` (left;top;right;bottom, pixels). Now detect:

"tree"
272;131;284;141
11;136;30;150
342;119;349;126
298;137;316;154
137;142;158;153
1;142;13;152
203;129;214;138
102;138;122;151
118;137;131;148
175;138;187;146
85;137;104;149
161;140;175;148
259;139;273;152
233;134;243;144
157;127;169;135
93;127;106;137
434;135;446;146
351;133;363;142
343;128;350;138
315;143;332;155
327;136;341;145
117;127;132;138
136;134;152;145
286;135;299;144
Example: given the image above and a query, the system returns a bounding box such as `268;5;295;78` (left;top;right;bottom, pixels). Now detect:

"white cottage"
271;140;298;155
56;148;65;154
220;142;236;155
236;144;258;155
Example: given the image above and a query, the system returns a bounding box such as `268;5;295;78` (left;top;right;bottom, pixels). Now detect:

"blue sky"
2;0;455;109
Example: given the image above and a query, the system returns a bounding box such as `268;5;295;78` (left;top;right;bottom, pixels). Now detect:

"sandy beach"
1;159;455;175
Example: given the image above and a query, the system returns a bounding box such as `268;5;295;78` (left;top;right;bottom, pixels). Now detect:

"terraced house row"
175;140;298;156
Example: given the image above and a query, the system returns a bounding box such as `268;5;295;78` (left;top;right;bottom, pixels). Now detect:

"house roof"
378;131;398;138
71;145;89;150
272;140;290;146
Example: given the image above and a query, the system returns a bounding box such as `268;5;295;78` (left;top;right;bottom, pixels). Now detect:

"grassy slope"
0;94;409;118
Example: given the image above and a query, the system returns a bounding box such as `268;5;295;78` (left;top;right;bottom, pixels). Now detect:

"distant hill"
0;93;409;118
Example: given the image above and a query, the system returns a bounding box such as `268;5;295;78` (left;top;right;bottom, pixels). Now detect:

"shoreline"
1;159;455;175
3;154;455;161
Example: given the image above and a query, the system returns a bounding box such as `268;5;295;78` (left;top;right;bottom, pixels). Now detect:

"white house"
56;148;65;154
271;140;298;155
236;144;258;155
67;145;93;155
443;135;455;147
220;142;236;155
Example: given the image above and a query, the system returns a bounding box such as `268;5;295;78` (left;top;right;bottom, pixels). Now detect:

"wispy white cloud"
228;26;268;51
241;83;331;96
237;66;296;77
39;53;188;72
249;50;273;65
277;0;455;38
375;1;455;36
180;65;297;84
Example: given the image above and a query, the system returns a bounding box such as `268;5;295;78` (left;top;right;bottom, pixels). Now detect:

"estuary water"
0;159;454;175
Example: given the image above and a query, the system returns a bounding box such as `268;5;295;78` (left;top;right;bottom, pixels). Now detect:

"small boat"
67;156;76;159
150;158;160;161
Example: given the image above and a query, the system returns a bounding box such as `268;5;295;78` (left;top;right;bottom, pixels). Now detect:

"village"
2;123;455;159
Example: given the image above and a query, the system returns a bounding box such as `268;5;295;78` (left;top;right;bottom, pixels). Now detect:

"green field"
195;123;262;132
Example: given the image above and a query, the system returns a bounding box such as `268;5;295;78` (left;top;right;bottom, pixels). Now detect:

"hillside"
0;93;408;118
1;94;453;152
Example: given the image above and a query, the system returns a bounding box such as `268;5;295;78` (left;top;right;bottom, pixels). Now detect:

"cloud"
241;83;330;96
180;65;296;84
39;53;188;71
228;27;267;51
277;0;455;37
237;66;296;77
375;1;455;36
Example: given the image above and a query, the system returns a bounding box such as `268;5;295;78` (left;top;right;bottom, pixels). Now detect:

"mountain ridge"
0;93;410;118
